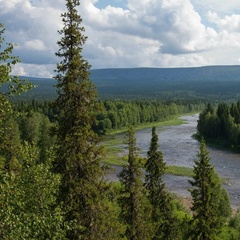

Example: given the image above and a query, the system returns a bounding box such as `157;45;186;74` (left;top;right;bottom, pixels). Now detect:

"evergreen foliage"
14;98;203;135
197;101;240;151
189;139;231;240
118;126;151;240
53;1;120;239
96;100;203;134
0;117;22;176
145;126;179;239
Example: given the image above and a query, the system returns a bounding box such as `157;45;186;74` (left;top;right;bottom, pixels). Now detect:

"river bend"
109;114;240;208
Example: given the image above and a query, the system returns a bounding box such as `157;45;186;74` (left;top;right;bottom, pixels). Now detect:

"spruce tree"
53;1;120;239
118;126;151;240
145;126;179;240
189;138;231;240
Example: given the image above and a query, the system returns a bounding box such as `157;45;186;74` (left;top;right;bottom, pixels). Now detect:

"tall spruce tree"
189;138;231;240
118;126;151;240
53;1;120;239
145;126;179;240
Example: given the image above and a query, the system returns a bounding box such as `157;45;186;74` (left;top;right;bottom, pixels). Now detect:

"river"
108;114;240;208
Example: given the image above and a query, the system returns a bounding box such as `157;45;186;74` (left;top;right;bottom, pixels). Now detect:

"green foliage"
189;139;231;240
118;126;152;240
0;23;32;132
197;101;240;151
53;1;121;239
145;127;180;239
0;22;32;176
95;99;202;133
0;117;22;176
17;111;55;162
0;143;66;239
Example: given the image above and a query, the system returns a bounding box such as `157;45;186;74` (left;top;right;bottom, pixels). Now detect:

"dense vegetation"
12;99;203;136
197;101;240;151
1;1;240;239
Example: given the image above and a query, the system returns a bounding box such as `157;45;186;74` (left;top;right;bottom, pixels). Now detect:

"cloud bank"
0;0;240;77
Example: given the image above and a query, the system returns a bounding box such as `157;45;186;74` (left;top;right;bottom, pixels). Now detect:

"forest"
1;0;240;239
197;101;240;151
15;65;240;102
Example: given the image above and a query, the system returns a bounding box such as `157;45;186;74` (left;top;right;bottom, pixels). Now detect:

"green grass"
166;165;193;177
101;135;127;166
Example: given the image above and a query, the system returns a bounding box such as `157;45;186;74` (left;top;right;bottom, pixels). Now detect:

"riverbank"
104;113;240;208
194;132;240;154
101;114;196;175
105;112;201;136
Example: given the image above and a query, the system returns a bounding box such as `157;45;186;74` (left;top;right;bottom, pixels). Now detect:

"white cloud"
24;39;47;51
12;64;27;76
12;63;55;78
1;0;240;77
208;12;240;32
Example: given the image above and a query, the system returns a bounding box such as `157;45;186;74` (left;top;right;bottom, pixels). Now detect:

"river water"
108;114;240;208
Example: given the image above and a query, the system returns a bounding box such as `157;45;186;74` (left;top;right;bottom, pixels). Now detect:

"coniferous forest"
1;1;240;239
197;101;240;152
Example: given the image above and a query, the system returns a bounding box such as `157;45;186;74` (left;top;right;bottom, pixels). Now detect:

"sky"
1;0;240;78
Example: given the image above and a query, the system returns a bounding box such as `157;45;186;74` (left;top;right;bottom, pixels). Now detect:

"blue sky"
1;0;240;77
95;0;128;9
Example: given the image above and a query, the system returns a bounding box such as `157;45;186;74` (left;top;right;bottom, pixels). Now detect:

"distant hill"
13;65;240;101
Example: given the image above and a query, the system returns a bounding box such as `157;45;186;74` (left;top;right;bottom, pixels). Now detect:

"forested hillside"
91;66;240;101
14;65;240;101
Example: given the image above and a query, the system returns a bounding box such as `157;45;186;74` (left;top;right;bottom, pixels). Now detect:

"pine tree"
118;126;151;240
189;138;231;240
145;126;179;240
53;1;120;239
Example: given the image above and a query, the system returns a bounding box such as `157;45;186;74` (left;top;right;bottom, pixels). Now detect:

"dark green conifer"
118;126;151;240
145;126;179;240
189;138;231;240
53;1;120;239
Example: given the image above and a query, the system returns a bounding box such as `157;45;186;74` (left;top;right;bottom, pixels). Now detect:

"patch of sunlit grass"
166;165;193;177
